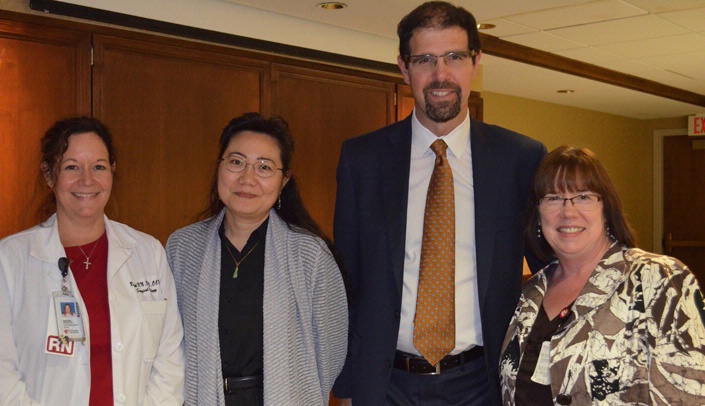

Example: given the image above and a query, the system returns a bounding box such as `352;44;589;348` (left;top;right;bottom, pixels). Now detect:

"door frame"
652;127;687;254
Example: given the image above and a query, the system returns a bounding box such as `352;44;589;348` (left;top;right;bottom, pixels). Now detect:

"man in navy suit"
332;2;547;405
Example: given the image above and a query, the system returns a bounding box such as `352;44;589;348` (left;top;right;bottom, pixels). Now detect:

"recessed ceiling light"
477;23;496;30
557;90;575;94
317;2;347;10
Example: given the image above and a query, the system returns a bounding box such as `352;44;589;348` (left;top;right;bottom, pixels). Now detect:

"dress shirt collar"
410;109;471;159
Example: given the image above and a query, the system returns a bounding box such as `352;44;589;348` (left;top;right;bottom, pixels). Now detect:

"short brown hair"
525;146;636;262
397;1;481;62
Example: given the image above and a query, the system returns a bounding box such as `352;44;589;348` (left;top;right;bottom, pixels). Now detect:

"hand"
338;398;352;406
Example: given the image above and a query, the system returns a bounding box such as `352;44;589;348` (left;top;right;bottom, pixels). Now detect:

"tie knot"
430;139;448;157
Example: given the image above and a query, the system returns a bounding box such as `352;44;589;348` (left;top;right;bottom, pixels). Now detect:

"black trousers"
385;354;490;406
224;385;264;406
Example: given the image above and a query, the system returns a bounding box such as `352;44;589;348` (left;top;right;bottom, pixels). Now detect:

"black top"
515;299;574;405
218;218;268;379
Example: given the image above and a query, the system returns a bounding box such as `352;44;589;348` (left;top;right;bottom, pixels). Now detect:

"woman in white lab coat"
0;117;184;405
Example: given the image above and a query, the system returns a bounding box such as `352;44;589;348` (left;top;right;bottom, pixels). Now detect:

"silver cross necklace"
78;239;100;270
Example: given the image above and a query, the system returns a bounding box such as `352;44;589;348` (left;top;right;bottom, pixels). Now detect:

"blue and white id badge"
52;291;86;343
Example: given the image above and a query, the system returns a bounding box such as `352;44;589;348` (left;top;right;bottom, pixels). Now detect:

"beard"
423;81;462;123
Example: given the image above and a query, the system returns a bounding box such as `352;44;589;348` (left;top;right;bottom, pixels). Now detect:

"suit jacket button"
385;360;392;369
556;394;572;404
394;310;400;318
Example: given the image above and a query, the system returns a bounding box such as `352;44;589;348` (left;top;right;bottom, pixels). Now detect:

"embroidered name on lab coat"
129;278;160;293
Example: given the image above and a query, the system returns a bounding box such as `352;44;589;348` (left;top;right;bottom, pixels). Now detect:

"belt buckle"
419;361;441;375
402;353;441;375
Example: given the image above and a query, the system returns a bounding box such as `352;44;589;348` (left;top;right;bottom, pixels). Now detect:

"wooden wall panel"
0;20;90;238
273;64;395;238
396;84;416;122
93;34;270;243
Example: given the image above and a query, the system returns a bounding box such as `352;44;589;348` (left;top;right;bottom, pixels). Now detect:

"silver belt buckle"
404;354;441;374
420;361;441;375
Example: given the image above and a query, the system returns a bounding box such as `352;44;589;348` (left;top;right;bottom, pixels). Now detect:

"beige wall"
483;91;657;251
0;0;32;13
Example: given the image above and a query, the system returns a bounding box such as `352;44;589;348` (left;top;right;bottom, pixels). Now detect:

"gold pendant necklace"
224;241;260;279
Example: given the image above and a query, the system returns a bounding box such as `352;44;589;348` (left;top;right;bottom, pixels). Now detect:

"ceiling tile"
554;47;625;63
548;15;688;45
623;0;705;14
453;0;594;20
659;7;705;32
638;49;705;79
601;59;661;75
502;31;585;51
597;33;705;57
639;69;705;94
504;0;646;30
476;18;536;37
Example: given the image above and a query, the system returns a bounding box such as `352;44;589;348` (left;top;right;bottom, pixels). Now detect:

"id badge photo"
52;292;86;343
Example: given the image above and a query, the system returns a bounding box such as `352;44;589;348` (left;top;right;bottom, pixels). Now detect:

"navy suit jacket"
332;115;547;405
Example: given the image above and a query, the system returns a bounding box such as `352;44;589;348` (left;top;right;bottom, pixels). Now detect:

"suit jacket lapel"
382;117;412;298
471;117;501;310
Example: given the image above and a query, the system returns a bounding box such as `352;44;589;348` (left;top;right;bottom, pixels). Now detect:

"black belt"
223;375;263;394
394;346;484;374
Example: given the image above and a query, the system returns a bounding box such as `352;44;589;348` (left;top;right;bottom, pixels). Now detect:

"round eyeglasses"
538;193;602;211
221;155;283;178
404;50;477;72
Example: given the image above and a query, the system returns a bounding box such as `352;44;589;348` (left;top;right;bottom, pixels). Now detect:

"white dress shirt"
396;110;483;356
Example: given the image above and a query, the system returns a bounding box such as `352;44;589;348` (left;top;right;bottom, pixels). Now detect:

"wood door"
0;18;91;238
272;64;395;238
92;34;270;243
663;136;705;285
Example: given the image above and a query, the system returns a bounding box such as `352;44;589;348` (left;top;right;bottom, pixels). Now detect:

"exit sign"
688;114;705;136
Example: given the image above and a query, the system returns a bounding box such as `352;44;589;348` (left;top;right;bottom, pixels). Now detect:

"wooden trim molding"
480;34;705;108
25;0;705;108
27;0;397;74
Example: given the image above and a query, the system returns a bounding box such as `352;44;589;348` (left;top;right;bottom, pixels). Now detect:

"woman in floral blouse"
499;146;705;405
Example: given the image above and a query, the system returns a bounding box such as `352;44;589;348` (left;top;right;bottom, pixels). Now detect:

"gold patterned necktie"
413;139;455;366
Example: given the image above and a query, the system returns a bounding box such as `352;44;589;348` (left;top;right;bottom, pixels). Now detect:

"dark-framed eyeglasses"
221;155;283;178
404;50;477;71
538;193;602;211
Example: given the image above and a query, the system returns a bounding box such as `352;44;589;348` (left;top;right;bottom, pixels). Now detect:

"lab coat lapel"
30;214;66;285
105;217;135;282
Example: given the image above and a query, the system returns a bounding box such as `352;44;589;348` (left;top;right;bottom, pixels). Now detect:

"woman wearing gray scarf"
167;113;348;405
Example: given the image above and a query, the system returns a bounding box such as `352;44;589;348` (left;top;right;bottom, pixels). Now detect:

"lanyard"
53;257;86;344
58;257;71;293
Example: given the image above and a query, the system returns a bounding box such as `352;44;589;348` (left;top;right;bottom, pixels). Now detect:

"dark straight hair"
200;112;328;246
200;112;350;301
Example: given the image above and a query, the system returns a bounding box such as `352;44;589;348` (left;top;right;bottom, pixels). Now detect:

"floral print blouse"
499;243;705;405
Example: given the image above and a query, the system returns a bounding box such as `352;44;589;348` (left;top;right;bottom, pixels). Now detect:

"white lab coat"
0;214;184;405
